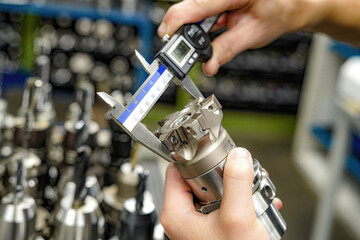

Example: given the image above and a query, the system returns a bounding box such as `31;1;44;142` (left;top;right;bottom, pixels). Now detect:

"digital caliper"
98;15;286;240
155;16;217;80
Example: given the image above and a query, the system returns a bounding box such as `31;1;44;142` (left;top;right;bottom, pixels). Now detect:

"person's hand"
158;0;321;76
161;147;283;240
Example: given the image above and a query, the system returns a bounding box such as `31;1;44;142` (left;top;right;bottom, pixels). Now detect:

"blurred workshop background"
0;0;359;240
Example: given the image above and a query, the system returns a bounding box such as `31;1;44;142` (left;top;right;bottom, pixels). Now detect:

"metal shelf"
0;2;149;25
293;34;360;240
311;125;360;182
296;102;360;238
331;41;360;59
0;1;154;90
294;149;360;239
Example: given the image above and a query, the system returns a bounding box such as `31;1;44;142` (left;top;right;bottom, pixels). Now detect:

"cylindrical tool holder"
0;194;37;240
156;95;287;239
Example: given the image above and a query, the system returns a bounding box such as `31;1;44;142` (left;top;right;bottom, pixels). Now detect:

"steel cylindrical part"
258;203;287;240
110;120;132;159
34;55;50;83
120;198;156;240
184;148;286;240
252;160;286;240
102;163;143;238
0;194;37;240
177;127;234;204
63;120;99;164
13;126;48;150
185;160;225;204
174;128;234;179
54;195;104;240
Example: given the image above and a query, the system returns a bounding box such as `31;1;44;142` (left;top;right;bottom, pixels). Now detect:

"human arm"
157;0;360;76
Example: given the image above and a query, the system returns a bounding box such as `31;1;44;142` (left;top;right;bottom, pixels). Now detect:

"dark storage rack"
0;1;153;91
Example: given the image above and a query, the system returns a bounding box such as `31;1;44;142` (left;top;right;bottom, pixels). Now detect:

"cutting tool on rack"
98;15;286;240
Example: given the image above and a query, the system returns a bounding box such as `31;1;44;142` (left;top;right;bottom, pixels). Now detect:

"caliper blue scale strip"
118;65;173;132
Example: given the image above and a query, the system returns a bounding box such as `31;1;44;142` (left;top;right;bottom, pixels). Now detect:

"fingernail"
158;22;166;36
229;148;250;159
228;148;253;166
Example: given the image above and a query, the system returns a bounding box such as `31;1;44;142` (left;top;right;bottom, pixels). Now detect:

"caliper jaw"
173;75;204;99
136;49;203;99
97;92;174;163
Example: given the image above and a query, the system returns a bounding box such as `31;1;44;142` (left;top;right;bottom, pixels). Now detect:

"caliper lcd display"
171;40;191;64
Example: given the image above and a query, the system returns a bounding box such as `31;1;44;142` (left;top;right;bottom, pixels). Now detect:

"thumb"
220;148;256;222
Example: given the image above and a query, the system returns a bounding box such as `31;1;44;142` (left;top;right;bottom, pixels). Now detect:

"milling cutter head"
157;95;224;162
156;95;234;181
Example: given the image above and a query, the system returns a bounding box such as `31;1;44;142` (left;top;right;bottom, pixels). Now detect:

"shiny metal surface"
0;150;36;240
75;18;93;37
17;77;54;124
35;206;51;233
120;194;156;240
69;53;94;75
86;176;103;204
33;55;56;123
185;160;225;204
157;96;233;176
102;163;143;238
173;75;204;99
15;77;51;155
258;203;287;240
0;193;37;240
7;150;42;198
54;195;104;240
116;163;144;199
64;120;99;164
34;55;50;83
97;92;174;163
7;151;42;179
